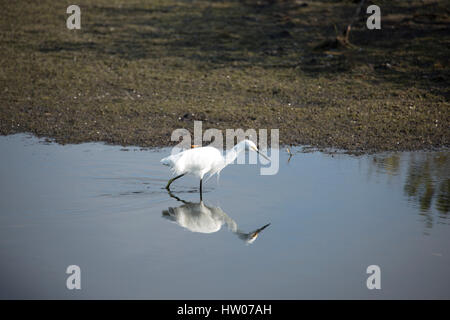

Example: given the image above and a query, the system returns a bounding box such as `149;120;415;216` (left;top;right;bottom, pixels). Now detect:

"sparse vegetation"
1;0;449;152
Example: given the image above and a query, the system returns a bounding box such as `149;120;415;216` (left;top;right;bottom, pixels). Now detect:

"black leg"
165;173;185;190
167;190;191;204
199;179;203;201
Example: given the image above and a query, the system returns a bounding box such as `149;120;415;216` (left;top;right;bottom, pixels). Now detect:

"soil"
1;0;449;152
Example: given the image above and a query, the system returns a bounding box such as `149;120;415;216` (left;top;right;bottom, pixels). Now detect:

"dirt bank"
1;0;449;152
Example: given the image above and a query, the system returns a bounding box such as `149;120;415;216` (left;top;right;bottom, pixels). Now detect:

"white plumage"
162;199;270;244
163;201;234;234
161;139;269;196
161;146;224;179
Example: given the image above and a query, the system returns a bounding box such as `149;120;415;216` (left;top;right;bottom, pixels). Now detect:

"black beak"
256;149;271;162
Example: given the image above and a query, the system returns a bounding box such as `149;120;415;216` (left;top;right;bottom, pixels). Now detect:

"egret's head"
243;139;257;151
243;140;270;161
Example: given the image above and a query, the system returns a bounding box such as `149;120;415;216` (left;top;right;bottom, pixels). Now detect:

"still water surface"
0;134;449;299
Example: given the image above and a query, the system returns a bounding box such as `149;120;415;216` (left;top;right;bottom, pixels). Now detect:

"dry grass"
0;0;449;151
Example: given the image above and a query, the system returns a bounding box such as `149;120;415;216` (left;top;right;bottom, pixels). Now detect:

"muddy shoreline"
1;0;449;153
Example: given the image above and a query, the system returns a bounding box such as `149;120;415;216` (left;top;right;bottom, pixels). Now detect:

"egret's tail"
160;156;173;167
161;153;185;176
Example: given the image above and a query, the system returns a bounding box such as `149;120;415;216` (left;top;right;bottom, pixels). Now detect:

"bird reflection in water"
163;192;270;244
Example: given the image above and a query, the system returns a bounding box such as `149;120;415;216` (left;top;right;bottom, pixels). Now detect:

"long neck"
224;143;245;165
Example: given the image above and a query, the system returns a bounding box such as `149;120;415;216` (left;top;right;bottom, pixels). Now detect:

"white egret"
160;139;269;198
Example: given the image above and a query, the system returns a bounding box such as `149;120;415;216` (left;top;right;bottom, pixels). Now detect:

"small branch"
343;0;367;44
313;0;367;50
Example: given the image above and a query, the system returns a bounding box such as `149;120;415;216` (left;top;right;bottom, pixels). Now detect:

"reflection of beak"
248;223;271;243
253;147;270;162
191;145;199;148
255;223;271;233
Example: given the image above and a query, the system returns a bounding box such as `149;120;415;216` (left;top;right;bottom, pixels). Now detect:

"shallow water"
0;134;449;299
